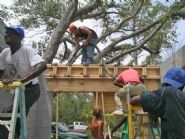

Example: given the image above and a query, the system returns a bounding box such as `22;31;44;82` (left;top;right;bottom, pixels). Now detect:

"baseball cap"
162;67;185;88
5;25;25;40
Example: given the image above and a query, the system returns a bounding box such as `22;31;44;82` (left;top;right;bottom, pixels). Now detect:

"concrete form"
46;64;160;113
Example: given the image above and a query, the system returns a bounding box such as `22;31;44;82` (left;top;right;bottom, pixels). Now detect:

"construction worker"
0;25;47;138
89;106;104;139
112;67;146;115
68;24;98;65
130;67;185;139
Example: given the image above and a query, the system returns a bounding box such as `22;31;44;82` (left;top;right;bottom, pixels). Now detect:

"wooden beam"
47;78;117;92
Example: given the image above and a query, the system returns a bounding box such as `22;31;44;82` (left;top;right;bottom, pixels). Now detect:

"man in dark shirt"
69;24;98;65
130;67;185;139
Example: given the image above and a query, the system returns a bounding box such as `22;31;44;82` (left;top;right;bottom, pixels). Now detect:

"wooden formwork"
46;64;160;113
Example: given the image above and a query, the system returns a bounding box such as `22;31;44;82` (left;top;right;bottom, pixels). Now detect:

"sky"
1;0;185;62
0;0;12;6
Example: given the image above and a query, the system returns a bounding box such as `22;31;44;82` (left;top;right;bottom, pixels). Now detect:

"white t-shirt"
0;46;44;85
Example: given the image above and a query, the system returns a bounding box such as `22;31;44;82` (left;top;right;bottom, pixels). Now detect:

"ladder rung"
0;120;11;125
105;113;148;118
131;106;142;111
105;114;128;117
0;113;20;118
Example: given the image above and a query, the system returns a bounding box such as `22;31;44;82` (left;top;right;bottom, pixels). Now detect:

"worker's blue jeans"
81;35;98;64
81;44;95;64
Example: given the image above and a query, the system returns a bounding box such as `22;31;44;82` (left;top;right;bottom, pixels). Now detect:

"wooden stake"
56;93;59;139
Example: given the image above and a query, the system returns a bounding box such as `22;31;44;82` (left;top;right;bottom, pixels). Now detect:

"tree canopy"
1;0;185;65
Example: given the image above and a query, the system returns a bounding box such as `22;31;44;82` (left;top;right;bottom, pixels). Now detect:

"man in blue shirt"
130;67;185;139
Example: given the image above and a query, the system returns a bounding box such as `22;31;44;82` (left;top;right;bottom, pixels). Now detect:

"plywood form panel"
93;92;127;113
46;65;160;79
47;78;117;92
46;65;160;92
46;65;161;113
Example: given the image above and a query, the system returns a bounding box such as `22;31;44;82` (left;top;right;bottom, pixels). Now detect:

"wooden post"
101;92;105;115
95;92;99;106
83;66;88;77
56;93;59;139
114;65;118;76
101;92;106;139
127;90;133;139
66;66;71;77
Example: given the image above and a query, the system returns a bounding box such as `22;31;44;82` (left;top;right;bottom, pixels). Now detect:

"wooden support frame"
46;64;160;113
46;64;160;92
46;64;161;139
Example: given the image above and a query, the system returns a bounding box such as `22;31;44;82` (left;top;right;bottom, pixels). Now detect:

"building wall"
0;19;8;51
27;72;52;139
160;46;185;80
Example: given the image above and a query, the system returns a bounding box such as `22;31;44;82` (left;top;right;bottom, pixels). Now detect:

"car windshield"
58;123;69;132
52;123;69;132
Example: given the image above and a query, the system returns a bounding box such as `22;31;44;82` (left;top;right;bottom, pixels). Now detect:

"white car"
73;122;88;131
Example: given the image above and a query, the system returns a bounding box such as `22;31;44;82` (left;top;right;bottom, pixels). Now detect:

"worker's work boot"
133;109;145;115
111;109;123;115
81;61;89;66
83;62;89;66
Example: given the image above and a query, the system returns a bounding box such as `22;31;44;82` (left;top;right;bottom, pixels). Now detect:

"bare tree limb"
172;12;185;18
67;48;82;65
63;41;68;61
75;11;118;21
112;44;133;52
105;22;165;64
98;0;144;42
142;46;156;54
94;19;160;62
75;0;102;20
44;1;78;63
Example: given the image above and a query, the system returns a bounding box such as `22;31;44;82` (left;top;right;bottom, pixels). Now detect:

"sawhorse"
0;82;27;139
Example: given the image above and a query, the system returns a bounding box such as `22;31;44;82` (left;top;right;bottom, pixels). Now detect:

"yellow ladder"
127;91;160;139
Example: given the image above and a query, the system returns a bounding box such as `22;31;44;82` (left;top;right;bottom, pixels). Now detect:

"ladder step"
105;114;128;117
105;113;148;118
0;120;11;125
0;113;20;118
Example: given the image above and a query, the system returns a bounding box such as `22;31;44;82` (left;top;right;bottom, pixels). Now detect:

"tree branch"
75;0;102;20
44;1;78;63
105;22;164;64
94;19;160;62
98;0;144;42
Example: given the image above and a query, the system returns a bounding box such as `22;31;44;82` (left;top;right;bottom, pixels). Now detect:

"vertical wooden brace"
95;92;99;106
66;66;71;77
56;93;59;139
83;66;88;77
114;66;118;76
